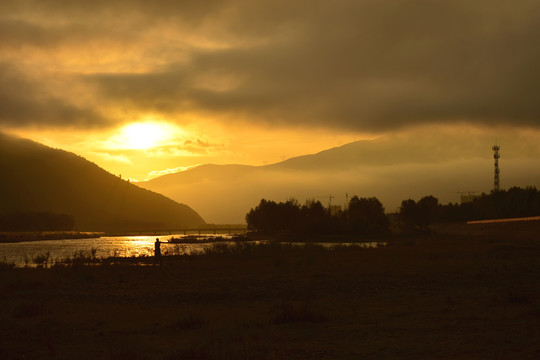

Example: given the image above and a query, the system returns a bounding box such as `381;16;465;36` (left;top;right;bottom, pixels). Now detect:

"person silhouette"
154;238;161;265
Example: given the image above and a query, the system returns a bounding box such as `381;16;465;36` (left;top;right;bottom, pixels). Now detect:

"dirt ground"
1;224;539;359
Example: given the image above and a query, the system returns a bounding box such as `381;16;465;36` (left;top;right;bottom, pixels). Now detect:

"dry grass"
0;226;539;359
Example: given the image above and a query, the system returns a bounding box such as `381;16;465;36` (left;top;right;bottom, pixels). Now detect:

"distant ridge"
0;132;205;231
138;134;540;224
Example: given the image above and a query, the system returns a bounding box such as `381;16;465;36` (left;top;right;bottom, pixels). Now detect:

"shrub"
32;251;50;267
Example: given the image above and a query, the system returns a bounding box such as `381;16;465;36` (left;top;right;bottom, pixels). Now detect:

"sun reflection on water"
0;234;385;267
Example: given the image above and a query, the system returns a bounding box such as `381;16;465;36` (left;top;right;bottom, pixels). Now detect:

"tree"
345;196;389;234
246;199;276;232
398;195;439;232
417;195;439;228
399;199;419;231
246;198;302;233
300;200;332;234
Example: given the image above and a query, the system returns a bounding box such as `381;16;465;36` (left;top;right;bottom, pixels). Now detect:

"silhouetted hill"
0;133;205;231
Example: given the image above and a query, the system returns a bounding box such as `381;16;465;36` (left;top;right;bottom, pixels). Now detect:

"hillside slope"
0;133;205;231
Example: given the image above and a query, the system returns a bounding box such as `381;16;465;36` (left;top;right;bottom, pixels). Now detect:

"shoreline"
2;216;539;244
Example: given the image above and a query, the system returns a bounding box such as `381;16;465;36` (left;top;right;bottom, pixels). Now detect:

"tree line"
246;196;389;235
401;186;540;231
246;186;540;235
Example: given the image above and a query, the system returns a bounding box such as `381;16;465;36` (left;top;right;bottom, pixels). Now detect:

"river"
0;234;384;267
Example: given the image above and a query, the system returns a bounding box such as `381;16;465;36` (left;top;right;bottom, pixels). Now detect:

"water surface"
0;234;384;267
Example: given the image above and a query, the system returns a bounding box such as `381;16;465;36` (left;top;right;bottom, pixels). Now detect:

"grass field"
1;224;539;359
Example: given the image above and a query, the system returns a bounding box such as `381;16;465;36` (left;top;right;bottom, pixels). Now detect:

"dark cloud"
0;18;138;50
0;19;59;49
3;0;540;131
0;0;227;27
0;63;109;128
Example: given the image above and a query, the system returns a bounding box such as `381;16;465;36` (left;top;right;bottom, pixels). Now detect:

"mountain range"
0;133;205;231
2;131;538;226
140;133;540;224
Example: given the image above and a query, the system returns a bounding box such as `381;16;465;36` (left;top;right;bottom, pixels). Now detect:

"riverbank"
1;229;539;359
4;216;538;244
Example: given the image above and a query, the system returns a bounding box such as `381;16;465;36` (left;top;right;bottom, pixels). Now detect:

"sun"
119;122;170;150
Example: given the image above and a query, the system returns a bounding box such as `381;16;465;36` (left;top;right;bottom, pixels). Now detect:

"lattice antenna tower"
492;145;500;191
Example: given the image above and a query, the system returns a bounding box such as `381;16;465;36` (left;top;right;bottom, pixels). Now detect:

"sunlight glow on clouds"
147;165;201;179
2;0;540;187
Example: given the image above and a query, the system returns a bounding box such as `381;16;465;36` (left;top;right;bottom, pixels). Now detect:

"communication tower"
492;145;500;191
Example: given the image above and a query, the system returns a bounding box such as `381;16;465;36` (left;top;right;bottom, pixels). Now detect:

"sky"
2;0;540;185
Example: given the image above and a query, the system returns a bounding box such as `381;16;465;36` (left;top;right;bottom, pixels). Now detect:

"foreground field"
1;230;539;359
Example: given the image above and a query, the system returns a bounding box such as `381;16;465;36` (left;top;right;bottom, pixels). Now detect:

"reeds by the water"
0;257;15;270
